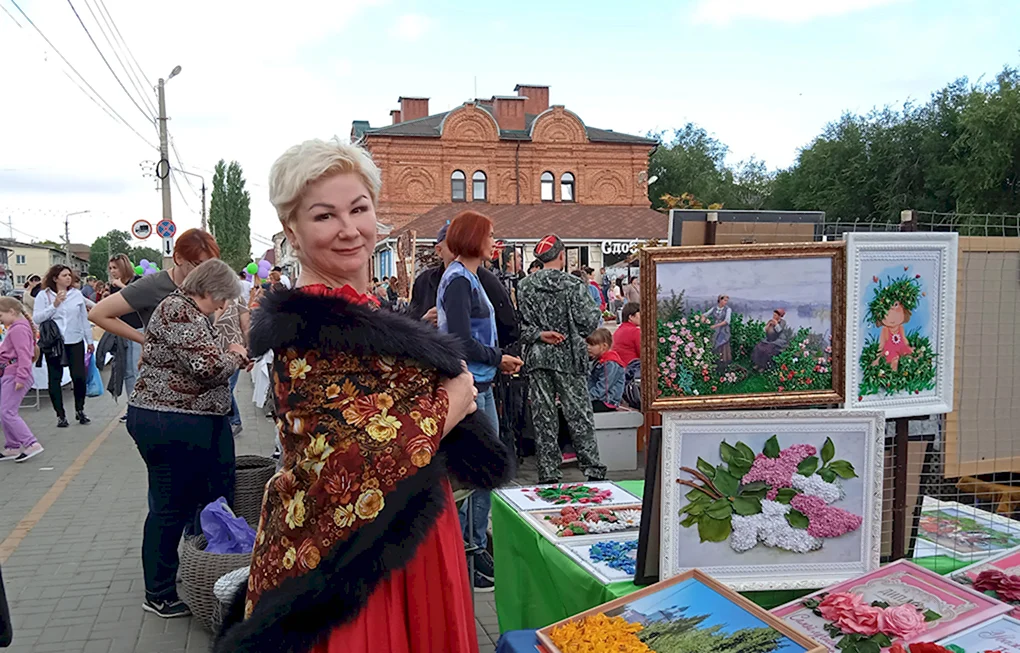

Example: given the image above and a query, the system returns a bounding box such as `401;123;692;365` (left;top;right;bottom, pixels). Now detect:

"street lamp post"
157;65;182;270
173;167;207;232
65;210;90;267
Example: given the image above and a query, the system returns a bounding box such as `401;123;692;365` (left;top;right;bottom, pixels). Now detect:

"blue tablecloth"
495;629;540;653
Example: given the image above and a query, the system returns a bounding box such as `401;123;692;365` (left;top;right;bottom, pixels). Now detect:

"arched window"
451;170;466;202
560;172;575;202
541;171;554;202
472;171;487;202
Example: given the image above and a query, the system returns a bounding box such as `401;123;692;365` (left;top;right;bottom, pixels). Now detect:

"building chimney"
398;97;429;122
491;96;526;131
390;109;402;124
515;84;549;115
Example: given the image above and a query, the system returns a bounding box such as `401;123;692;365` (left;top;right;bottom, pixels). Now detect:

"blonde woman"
216;138;512;653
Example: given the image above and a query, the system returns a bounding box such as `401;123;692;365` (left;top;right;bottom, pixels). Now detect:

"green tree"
88;230;133;281
209;159;252;271
131;246;162;269
648;124;736;210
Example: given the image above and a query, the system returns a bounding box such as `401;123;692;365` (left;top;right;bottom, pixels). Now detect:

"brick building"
352;84;663;278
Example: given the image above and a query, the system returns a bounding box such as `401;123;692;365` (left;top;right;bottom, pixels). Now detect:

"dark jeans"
46;341;87;418
228;370;241;427
126;406;236;602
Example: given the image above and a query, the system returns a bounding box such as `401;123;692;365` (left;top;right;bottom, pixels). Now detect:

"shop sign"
601;239;641;255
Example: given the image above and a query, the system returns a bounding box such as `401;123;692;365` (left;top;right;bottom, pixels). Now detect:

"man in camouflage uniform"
518;234;606;483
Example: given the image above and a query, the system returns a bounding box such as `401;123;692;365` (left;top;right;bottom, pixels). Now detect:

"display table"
492;478;970;635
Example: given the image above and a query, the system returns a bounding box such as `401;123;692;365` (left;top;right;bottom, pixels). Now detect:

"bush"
761;328;833;393
730;312;766;361
858;331;937;398
657;312;719;397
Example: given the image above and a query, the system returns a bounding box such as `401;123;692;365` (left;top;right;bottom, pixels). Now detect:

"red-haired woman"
90;229;221;343
437;210;522;590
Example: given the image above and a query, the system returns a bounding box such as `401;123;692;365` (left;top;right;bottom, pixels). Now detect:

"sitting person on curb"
587;328;625;413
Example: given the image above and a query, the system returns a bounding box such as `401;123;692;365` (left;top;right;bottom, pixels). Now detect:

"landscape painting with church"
645;244;845;410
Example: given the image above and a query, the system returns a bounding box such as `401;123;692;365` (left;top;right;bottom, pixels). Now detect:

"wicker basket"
233;455;275;525
178;534;252;633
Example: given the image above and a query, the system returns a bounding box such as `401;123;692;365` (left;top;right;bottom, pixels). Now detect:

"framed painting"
494;481;642;513
538;569;825;653
952;544;1020;618
520;504;642;544
660;410;885;591
635;425;663;586
845;232;958;418
559;533;641;585
641;242;846;411
772;560;1011;652
913;498;1020;563
937;614;1020;652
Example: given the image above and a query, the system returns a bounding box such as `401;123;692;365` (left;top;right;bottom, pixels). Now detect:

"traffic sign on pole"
162;236;175;257
131;219;152;239
156;220;177;238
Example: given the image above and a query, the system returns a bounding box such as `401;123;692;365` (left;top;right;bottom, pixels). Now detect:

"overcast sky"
0;0;1015;254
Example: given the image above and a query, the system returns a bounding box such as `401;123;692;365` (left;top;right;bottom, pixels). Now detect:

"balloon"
134;265;144;275
246;262;258;274
143;267;157;276
140;259;151;267
244;272;254;281
258;261;271;274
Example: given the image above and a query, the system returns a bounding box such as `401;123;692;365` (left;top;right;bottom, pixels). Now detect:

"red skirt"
312;480;478;653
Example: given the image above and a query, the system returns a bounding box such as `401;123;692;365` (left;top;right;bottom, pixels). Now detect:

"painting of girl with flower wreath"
859;263;938;398
655;256;835;400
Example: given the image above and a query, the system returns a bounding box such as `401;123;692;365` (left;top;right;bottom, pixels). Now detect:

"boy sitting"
587;328;625;413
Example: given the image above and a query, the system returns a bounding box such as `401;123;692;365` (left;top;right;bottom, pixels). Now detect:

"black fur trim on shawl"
216;289;515;653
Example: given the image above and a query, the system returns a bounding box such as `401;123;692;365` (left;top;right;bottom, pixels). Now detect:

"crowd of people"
0;137;645;653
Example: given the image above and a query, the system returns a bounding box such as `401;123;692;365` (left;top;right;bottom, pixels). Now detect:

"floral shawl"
215;287;513;653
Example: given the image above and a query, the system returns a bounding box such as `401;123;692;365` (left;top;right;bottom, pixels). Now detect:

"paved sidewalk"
0;376;514;653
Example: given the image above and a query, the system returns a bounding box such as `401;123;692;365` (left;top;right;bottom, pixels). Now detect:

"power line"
5;0;157;150
94;0;152;90
65;0;154;125
170;173;193;212
169;137;199;197
82;0;156;118
0;2;21;27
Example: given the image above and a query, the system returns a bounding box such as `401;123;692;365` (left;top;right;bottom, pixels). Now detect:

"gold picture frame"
536;569;825;653
640;242;846;411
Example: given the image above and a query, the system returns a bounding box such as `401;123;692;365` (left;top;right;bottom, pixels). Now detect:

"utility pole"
64;210;90;267
157;66;181;270
201;179;207;232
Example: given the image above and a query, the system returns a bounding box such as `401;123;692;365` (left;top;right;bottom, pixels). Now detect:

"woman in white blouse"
33;265;95;428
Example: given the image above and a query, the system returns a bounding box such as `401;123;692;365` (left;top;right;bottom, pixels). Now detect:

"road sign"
131;219;152;239
156;220;177;238
162;236;174;257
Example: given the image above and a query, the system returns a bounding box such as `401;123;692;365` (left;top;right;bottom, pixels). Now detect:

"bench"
593;409;644;472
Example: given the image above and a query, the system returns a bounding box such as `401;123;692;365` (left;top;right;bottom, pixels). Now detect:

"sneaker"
15;443;44;462
231;423;243;437
473;550;495;581
142;598;191;619
57;417;69;428
76;411;91;425
561;452;577;466
119;415;128;423
1;447;20;461
472;571;494;593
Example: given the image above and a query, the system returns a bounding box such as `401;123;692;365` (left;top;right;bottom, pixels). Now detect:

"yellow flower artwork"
366;413;401;443
355;488;385;521
285;490;306;530
289;358;312;380
333;504;356;529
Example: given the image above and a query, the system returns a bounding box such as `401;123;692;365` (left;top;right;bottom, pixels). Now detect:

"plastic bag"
85;352;104;397
201;498;256;555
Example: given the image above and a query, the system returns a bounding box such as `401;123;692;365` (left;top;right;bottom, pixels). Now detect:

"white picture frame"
913;496;1020;563
660;410;884;591
938;614;1020;651
844;232;958;418
559;533;641;585
520;504;642;545
494;482;642;513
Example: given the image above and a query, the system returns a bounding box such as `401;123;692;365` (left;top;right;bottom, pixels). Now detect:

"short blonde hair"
269;138;382;225
179;259;242;301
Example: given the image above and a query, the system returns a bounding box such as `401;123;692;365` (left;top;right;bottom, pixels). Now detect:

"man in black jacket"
408;224;519;350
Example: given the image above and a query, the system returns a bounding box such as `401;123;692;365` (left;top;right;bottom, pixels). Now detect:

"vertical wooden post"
890;210;918;560
705;211;719;246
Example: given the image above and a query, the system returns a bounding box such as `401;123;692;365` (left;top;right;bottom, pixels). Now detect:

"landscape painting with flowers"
661;411;883;591
642;243;845;411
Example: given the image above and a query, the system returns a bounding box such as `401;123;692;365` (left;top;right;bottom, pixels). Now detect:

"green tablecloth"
492;480;969;634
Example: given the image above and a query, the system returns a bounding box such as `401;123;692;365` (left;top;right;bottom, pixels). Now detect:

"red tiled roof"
394;204;668;241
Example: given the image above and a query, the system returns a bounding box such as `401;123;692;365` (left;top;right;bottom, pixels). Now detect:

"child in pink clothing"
0;297;42;462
